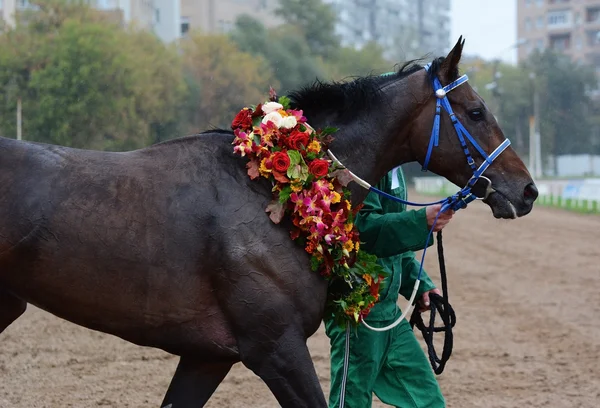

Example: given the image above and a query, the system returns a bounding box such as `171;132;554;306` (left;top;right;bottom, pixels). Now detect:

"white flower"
262;111;283;127
280;115;297;129
262;102;283;114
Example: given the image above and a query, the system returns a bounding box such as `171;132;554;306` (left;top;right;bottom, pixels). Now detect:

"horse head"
408;37;538;219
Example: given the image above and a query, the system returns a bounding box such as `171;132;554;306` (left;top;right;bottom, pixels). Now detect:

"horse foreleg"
160;357;233;408
0;289;26;334
239;328;327;408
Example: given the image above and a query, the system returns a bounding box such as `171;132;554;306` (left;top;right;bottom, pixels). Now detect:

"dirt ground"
1;191;599;408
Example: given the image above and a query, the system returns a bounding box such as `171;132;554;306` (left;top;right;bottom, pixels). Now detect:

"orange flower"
343;240;354;252
307;140;321;154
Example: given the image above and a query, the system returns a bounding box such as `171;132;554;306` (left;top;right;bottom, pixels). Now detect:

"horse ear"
440;36;465;82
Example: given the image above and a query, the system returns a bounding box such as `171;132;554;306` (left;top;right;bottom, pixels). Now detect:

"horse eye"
468;109;485;122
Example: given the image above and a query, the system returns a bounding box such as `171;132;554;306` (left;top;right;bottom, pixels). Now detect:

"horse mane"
288;56;451;123
164;56;454;142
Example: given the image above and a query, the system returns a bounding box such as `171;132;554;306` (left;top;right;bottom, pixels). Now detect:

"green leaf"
287;149;302;165
278;95;291;110
286;150;309;180
252;132;260;146
279;185;292;203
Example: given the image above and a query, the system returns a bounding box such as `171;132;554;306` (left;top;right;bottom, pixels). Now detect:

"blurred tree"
460;50;598;167
180;32;278;132
322;41;391;79
0;0;186;150
527;50;597;163
229;15;324;95
275;0;339;58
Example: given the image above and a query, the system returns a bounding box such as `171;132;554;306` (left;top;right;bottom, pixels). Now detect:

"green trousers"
325;314;445;408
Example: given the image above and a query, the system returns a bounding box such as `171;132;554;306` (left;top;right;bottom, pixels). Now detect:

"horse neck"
318;70;430;204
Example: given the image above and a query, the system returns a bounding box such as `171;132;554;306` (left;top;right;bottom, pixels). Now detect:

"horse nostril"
523;182;538;203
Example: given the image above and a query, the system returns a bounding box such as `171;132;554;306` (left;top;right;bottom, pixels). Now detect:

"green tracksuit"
325;167;446;408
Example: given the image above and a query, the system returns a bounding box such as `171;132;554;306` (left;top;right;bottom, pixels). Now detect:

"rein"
328;65;511;376
409;230;456;375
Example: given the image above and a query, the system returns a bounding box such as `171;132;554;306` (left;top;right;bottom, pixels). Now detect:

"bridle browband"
325;63;512;332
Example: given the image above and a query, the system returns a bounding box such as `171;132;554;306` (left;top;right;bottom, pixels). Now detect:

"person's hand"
418;288;441;312
425;204;454;232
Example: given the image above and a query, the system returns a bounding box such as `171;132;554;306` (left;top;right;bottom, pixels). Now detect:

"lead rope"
409;230;456;375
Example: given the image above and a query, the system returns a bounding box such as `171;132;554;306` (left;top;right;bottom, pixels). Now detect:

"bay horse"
0;39;537;407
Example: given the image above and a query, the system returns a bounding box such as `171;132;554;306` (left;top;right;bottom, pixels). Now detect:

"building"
179;0;281;37
517;0;600;70
324;0;451;60
0;0;180;43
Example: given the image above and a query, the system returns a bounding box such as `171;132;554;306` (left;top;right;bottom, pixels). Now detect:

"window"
181;17;190;36
550;33;570;50
587;7;600;23
218;20;234;33
536;0;544;6
526;17;532;31
548;10;571;28
587;29;600;46
154;8;160;24
525;0;532;8
536;16;545;28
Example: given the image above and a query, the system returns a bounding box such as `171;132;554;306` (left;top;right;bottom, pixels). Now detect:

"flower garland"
231;90;386;326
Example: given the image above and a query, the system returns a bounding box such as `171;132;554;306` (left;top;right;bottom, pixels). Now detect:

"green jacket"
355;167;436;322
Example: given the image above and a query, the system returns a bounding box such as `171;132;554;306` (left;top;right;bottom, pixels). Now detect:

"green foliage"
0;0;186;150
461;49;599;161
527;50;597;158
179;32;278;132
275;0;339;58
229;15;324;95
322;42;391;79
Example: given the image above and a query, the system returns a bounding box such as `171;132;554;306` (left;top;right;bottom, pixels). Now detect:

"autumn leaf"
273;170;289;183
265;199;285;224
330;169;354;187
247;159;260;179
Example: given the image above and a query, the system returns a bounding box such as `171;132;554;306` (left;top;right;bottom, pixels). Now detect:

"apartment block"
180;0;281;37
0;0;180;43
324;0;451;60
517;0;600;70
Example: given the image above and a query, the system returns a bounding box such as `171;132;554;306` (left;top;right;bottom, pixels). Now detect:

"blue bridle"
327;64;514;336
327;64;512;214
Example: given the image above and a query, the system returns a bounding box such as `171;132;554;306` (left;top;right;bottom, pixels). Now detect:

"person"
325;166;455;408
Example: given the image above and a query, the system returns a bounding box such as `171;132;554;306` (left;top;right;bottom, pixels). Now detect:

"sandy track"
1;192;599;408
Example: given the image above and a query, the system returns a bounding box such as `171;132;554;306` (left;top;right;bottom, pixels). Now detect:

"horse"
0;38;537;407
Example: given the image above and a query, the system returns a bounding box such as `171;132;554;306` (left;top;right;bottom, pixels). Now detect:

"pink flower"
331;208;347;228
312;179;331;196
291;192;305;213
302;194;320;214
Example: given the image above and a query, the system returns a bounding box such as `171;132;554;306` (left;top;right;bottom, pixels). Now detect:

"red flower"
273;151;291;172
370;279;381;297
287;130;310;151
232;108;253;130
308;159;330;178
